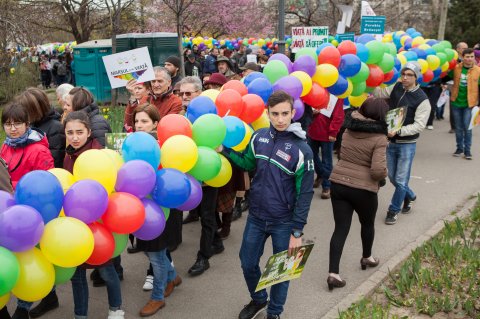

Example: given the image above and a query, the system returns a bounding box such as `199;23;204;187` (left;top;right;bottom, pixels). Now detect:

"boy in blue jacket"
221;91;314;319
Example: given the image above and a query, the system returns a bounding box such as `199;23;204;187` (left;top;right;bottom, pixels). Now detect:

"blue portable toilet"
73;39;112;103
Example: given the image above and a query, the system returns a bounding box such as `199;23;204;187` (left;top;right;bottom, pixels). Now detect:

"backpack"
57;62;67;76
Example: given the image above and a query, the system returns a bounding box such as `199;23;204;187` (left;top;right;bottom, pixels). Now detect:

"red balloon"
448;59;457;70
440;71;448;78
222;80;248;96
337;40;357;55
215;89;244;117
86;222;115;266
102;192;145;234
383;69;395;83
423;69;434;83
157;114;192;146
301;83;329;109
366;65;384;87
318;47;341;67
240;94;265;123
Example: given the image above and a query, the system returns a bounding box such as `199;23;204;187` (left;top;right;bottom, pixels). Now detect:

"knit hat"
401;62;421;80
203;73;228;86
165;56;181;69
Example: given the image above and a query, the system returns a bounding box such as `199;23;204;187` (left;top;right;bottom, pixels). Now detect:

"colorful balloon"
216;89;244;117
232;123;254;151
53;265;76;285
101;149;124;171
48;168;75;193
187;147;222;181
263;60;289;84
312;64;339;88
251;111;270;131
337;40;356;55
161;135;199;172
247;78;273;104
223;116;247;148
74;149;118;194
292;99;305;121
192;114;227;149
268;54;293;73
222;80;248;96
176;175;203;211
365;41;385;64
301;83;330;109
292;55;316;77
133;199;167;240
112;233;129;258
152;169;191;208
366;65;385;87
200;89;220;103
0;246;20;295
63;180;108;224
157;114;192;146
102;192;145;234
115;160;156;197
0;205;44;252
86;222;115;266
121;132;161;171
290;71;313;97
273;76;303;100
239;94;265;124
186;96;217;123
338;54;361;77
204;154;233;188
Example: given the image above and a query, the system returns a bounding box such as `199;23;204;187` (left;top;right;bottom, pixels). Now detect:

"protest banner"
386;107;407;132
291;26;329;53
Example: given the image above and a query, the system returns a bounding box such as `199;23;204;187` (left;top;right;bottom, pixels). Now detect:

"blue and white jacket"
223;123;314;231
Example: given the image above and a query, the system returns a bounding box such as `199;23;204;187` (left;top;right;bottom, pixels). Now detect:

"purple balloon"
268;53;293;73
0;205;44;252
63;180;108;224
115;160;156;198
133;199;166;241
176;175;203;211
273;76;303;100
293;99;305;121
0;191;15;213
293;55;317;77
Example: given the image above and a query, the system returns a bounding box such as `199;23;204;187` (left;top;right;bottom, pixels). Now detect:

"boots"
29;290;59;318
218;213;232;239
232;197;243;221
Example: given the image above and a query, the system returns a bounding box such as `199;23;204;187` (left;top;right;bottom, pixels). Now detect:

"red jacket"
63;138;103;174
307;99;345;142
1;135;54;189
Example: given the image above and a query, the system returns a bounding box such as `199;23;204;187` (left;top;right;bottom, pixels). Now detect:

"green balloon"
192;114;226;149
351;81;367;96
286;38;292;45
162;207;170;220
54;265;76;285
444;48;455;61
188;147;221;181
378;53;394;73
440;40;452;49
350;62;370;84
295;48;318;63
432;43;445;53
385;42;397;56
0;247;19;295
365;86;376;93
263;60;289;84
365;41;385;64
112;233;129;258
437;52;447;66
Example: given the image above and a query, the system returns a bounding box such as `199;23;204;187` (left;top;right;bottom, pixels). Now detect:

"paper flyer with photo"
468;106;480;130
255;244;314;292
320;95;339;118
386;107;406;132
102;47;155;89
105;133;128;153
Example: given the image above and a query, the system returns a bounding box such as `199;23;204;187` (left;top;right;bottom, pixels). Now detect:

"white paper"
320;95;338;118
291;26;329;53
361;1;376;16
468;106;480;130
102;47;155;89
247;55;257;63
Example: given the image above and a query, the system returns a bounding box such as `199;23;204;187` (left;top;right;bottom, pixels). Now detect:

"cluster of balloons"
184;36;284;51
36;41;77;55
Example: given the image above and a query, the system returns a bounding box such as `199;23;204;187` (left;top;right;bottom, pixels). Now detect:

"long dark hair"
358;98;389;122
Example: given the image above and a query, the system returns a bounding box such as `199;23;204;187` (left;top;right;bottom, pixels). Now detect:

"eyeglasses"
3;122;25;129
401;73;415;78
179;90;199;97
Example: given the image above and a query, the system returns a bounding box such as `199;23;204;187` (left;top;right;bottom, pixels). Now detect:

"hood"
82;102;100;116
27;127;47;145
32;108;61;127
343;111;387;137
286;122;307;139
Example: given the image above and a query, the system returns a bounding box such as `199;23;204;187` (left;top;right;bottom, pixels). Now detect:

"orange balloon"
301;83;329;109
239;94;265;123
215;89;244;117
222;80;248;96
102;192;145;234
157;114;192;146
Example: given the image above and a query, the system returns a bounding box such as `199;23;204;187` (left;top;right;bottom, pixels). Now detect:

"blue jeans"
239;215;293;316
146;249;177;301
452;107;472;154
307;138;333;189
71;265;122;318
17;287;56;310
387;142;417;213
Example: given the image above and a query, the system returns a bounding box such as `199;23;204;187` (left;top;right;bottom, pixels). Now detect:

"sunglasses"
179;90;199;97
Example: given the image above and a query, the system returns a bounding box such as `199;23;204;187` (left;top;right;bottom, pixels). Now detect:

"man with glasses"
178;76;202;113
374;62;431;225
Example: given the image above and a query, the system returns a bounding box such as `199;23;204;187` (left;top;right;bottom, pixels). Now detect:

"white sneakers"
143;275;154;291
426;125;434;130
107;309;125;319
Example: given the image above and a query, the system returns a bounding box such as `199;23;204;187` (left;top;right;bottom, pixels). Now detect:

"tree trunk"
177;15;185;78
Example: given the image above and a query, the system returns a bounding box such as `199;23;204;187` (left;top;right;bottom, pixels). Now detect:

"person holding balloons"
124;79;153;132
63;111;125;319
221;91;314;319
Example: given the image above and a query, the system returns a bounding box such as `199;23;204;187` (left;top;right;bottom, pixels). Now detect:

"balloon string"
224;109;231;117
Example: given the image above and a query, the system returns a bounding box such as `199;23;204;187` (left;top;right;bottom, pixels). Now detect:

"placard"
360;16;386;34
102;47;155;89
247;54;257;64
291;26;329;53
336;32;355;43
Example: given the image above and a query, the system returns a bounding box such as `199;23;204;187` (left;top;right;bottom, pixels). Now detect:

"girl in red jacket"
0;102;54;189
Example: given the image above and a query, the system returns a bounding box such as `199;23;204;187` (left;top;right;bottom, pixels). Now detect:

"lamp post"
277;0;286;54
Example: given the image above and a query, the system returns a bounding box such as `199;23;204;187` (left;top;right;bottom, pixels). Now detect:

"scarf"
4;128;32;148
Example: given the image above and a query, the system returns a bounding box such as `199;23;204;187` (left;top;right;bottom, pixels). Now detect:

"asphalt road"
6;112;480;319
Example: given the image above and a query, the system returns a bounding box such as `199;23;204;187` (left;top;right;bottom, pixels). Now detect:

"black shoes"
127;244;140;254
464;152;473;160
11;308;28;319
360;257;380;270
385;211;398;225
402;197;416;214
327;275;346;291
453;149;463;157
188;256;210;276
238;300;268;319
266;315;280;319
29;290;59;318
212;242;225;255
183;212;199;224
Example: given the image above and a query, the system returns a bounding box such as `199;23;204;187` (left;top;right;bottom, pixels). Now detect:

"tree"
445;0;480;47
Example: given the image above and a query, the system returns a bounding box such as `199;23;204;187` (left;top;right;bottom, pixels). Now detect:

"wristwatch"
291;230;303;238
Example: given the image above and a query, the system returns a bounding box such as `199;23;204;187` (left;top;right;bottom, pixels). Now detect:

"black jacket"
32;108;66;168
81;103;112;147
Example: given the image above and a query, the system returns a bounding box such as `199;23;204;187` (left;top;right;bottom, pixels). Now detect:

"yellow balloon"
349;94;368;107
417;59;428;74
232;123;253;152
48;168;75;193
290;71;312;97
73;149;117;194
201;89;220;103
338;79;353;99
101;149;124;171
39;217;94;268
204;154;232;187
0;293;9;309
441;61;449;72
453;50;458;60
160;135;198;172
12;248;55;302
418;44;431;50
427;55;440;70
251;111;270;131
412;36;425;47
312;64;339;88
396;54;407;66
400;36;410;46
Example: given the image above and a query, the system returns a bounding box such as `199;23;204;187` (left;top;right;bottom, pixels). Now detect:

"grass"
338;196;480;319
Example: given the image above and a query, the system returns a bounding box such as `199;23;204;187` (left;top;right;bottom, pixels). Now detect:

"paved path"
6;114;480;319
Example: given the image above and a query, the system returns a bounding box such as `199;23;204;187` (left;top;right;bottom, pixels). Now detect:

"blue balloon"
355;43;369;63
243;72;268;87
356;34;375;44
406;28;416;35
327;76;349;95
316;43;334;55
338;54;361;77
343;98;350;107
122;132;161;170
425;48;436;56
247;78;273;104
15;171;63;224
384;68;399;85
433;67;442;78
411;48;427;60
152;169;191;208
426;40;438;46
404;51;418;61
223;116;246;148
394;57;402;71
186;96;217;123
404;38;413;50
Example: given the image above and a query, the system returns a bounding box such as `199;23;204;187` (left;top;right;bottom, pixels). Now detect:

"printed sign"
247;54;257;64
336;33;355;43
386;107;406;132
468;106;480;130
102;47;155;89
105;133;128;153
360;16;386;34
255;244;314;292
291;26;329;53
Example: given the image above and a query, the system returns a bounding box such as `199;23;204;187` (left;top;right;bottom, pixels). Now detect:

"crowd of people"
0;38;479;319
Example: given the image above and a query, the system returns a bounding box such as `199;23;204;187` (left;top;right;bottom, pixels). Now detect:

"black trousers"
329;182;378;274
191;186;222;259
0;307;10;319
